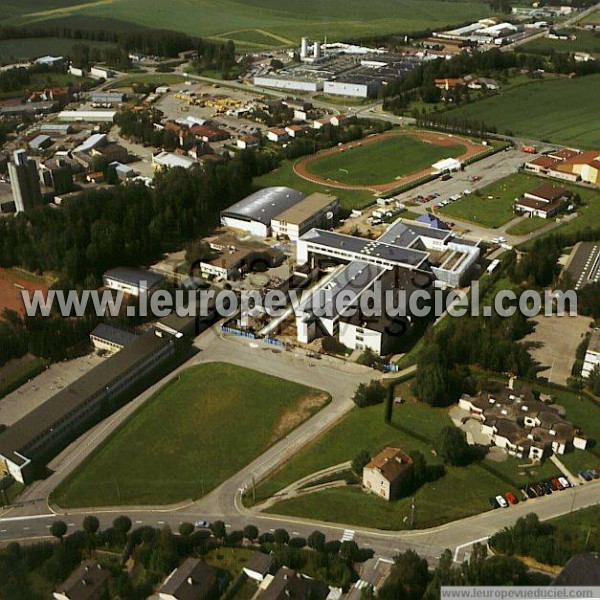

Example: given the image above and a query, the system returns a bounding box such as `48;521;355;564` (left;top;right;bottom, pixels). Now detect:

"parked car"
542;482;554;494
558;477;570;488
496;495;508;508
546;479;558;491
552;477;563;490
194;520;210;528
590;469;599;479
580;470;593;482
533;483;546;496
505;492;518;505
525;486;537;499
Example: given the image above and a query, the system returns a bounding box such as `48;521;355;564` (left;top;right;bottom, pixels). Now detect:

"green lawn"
306;135;466;186
0;37;116;63
442;74;600;148
521;29;600;56
438;172;540;228
51;363;329;507
253;159;374;212
505;217;548;236
4;0;493;47
578;7;600;25
255;376;600;529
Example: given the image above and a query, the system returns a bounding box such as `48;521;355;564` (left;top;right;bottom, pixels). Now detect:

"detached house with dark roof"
159;558;221;600
53;560;110;600
362;447;414;501
514;184;571;219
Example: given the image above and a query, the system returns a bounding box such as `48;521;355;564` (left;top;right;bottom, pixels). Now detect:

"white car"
558;477;571;489
496;495;508;508
194;520;210;528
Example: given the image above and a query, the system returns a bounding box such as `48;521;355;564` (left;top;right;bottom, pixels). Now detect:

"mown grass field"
521;29;600;56
4;0;493;48
253;159;374;211
578;6;600;25
0;37;115;63
505;217;548;236
439;172;600;229
51;363;329;507
255;377;600;529
305;135;466;186
442;75;600;148
437;172;540;228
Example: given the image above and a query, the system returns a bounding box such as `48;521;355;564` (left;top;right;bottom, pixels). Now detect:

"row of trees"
1;515;372;600
490;512;600;567
377;544;550;600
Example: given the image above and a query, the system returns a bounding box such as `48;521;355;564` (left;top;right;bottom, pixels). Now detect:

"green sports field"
4;0;493;48
305;135;466;186
50;363;329;507
442;75;600;148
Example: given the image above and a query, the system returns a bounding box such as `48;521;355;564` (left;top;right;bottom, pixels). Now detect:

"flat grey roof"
103;267;164;289
0;331;171;467
379;220;452;246
302;229;429;268
90;323;138;347
221;187;306;226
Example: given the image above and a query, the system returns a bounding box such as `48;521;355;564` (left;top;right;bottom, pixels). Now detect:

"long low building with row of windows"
0;329;177;484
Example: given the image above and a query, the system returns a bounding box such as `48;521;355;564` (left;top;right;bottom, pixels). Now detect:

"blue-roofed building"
417;213;450;230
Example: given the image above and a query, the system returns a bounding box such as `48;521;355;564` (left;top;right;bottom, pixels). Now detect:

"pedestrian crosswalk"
341;529;355;542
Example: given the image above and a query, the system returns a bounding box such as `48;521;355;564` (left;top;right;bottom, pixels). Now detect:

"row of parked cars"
489;476;572;509
579;468;600;481
409;192;440;204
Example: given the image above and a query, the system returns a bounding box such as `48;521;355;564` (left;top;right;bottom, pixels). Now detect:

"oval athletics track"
293;130;486;193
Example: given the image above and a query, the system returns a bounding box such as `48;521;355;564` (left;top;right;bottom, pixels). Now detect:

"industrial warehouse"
254;36;423;97
0;330;177;484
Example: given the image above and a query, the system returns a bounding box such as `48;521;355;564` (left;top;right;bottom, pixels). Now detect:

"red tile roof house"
514;183;572;219
266;128;289;143
284;124;307;138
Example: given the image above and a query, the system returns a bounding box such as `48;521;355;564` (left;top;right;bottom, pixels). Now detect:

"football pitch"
305;135;466;186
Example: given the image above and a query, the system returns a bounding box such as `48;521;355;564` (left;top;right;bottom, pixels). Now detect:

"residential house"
582;329;600;378
266;128;289;143
237;135;260;149
458;386;587;460
362;447;414;501
243;551;275;582
53;560;110;600
514;183;571;219
256;567;340;600
159;558;220;600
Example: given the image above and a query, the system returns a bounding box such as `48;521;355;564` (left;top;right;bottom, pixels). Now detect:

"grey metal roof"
103;267;164;289
221;187;306;226
90;323;138;347
302;229;428;268
159;558;218;600
379;220;452;246
0;331;171;468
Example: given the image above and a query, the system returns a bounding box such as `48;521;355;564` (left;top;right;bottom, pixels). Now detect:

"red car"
552;477;563;490
505;492;518;505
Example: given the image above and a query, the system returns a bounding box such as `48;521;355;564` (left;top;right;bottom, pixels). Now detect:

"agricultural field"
578;6;600;25
253;160;374;212
442;75;600;148
521;29;600;56
50;363;329;507
4;0;493;48
305;135;466;187
0;37;115;64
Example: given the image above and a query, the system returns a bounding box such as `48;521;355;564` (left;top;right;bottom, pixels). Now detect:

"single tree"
179;522;195;537
112;515;132;536
211;520;226;540
82;515;100;536
352;450;371;476
307;530;326;551
273;528;290;545
50;520;68;542
243;524;259;541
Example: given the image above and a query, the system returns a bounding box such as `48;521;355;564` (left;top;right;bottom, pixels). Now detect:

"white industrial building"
58;110;116;123
293;219;480;354
323;79;375;98
253;75;323;92
582;329;600;378
220;187;307;237
103;267;165;297
151;151;197;171
90;65;115;79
